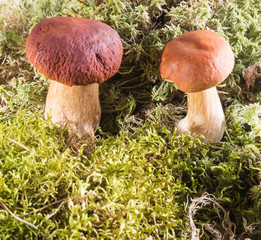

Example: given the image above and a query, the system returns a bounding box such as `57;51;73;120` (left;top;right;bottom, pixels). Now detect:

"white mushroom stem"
176;87;226;142
45;81;101;137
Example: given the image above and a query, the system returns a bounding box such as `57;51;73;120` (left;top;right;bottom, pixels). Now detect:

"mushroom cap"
160;30;234;93
26;17;123;86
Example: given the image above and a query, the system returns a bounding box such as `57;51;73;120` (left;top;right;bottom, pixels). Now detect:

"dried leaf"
244;60;261;89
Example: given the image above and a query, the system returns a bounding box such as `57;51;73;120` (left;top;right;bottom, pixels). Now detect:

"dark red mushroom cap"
160;30;234;93
26;17;123;86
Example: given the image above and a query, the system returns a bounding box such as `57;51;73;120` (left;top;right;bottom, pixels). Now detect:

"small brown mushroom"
26;17;123;136
160;30;234;142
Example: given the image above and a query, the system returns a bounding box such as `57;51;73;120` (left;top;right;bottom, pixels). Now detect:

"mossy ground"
0;0;261;239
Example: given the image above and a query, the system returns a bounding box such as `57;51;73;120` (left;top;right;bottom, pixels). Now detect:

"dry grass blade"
7;137;40;157
35;198;67;213
0;199;38;230
44;201;66;220
23;198;68;217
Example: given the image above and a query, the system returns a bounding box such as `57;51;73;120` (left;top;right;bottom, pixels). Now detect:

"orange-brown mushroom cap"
160;30;234;93
26;17;123;86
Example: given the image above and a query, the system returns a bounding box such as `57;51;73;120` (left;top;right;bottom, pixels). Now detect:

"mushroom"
160;30;234;142
26;17;123;136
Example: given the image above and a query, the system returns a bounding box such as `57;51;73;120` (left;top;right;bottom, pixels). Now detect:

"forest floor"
0;0;260;239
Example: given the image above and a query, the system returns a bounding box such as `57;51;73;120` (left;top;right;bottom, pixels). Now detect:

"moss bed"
0;0;260;239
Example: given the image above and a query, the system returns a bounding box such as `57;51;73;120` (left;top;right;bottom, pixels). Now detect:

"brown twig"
71;7;79;14
210;145;225;151
39;191;98;221
23;198;68;217
77;0;88;7
26;191;99;217
153;231;161;240
36;198;67;213
7;137;40;157
44;201;66;220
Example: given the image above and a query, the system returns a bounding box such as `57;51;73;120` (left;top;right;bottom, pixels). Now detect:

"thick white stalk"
45;81;101;137
176;87;225;142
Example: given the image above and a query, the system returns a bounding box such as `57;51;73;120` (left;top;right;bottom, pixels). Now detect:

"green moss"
0;0;261;239
0;111;260;238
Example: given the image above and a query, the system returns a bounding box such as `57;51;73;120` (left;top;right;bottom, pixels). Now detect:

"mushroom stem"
176;87;225;142
45;81;101;137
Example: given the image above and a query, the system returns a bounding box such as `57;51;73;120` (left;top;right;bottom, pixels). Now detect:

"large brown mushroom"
160;30;234;142
26;16;123;136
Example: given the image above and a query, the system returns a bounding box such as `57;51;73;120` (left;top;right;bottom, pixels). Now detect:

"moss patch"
0;0;261;239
